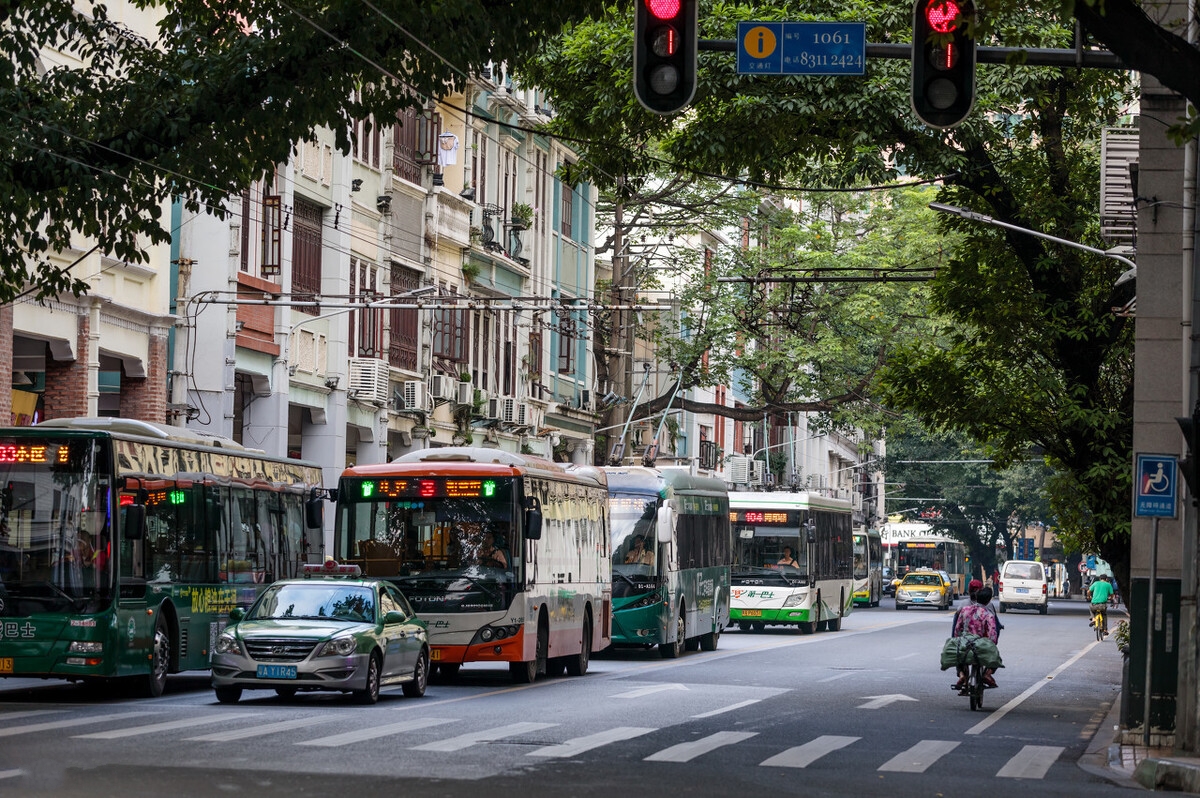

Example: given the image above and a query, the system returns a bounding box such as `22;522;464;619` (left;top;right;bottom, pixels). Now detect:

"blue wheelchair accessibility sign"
1135;453;1178;518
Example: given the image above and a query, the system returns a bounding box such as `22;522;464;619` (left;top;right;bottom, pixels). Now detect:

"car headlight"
214;633;243;656
896;589;909;599
318;635;358;657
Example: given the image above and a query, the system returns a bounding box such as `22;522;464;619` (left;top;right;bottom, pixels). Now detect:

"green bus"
604;467;732;657
0;418;325;696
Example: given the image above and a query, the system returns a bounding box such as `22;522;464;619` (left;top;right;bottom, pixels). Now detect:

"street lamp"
929;202;1137;279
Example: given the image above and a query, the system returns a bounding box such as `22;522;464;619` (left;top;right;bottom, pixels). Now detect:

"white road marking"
759;735;860;768
75;713;257;739
0;710;66;722
645;731;758;762
857;694;917;710
528;726;656;758
878;740;960;773
0;770;21;780
965;641;1100;736
893;652;920;661
0;712;157;738
818;671;854;683
611;683;689;699
692;699;762;718
996;745;1064;779
298;717;457;747
185;716;337;742
411;721;558;752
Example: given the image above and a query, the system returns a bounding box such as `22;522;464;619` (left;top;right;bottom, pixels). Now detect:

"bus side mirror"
123;504;146;541
804;521;816;545
305;497;324;530
656;505;676;544
524;496;543;540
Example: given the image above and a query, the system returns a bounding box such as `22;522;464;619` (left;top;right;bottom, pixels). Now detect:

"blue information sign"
737;21;866;76
1135;453;1178;518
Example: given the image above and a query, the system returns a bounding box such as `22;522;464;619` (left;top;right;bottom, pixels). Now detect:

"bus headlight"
68;641;104;654
318;635;357;657
782;593;806;608
214;633;243;656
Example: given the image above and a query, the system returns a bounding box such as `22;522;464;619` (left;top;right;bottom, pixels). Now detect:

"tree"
522;2;1136;589
0;0;607;302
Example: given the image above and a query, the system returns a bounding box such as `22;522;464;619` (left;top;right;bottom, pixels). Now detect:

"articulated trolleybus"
0;418;326;696
728;491;854;634
604;467;731;657
334;448;610;683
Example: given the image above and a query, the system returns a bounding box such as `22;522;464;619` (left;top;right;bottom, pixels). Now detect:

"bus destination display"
731;510;796;525
353;477;504;500
0;442;71;464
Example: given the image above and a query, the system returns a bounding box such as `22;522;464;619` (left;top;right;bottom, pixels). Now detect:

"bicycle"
960;660;986;711
1091;604;1107;640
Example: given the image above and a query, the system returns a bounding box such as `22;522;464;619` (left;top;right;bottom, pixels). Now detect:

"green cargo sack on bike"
940;634;1004;671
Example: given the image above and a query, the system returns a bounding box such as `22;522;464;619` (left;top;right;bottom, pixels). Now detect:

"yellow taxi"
894;569;954;611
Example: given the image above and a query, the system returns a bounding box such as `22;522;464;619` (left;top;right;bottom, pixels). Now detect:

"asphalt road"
0;595;1138;798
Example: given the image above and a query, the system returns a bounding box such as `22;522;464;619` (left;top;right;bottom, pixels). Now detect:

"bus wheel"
751;622;765;633
141;615;170;698
826;590;844;632
565;618;591;677
699;628;720;651
801;595;819;634
737;622;751;632
660;608;686;659
511;616;548;683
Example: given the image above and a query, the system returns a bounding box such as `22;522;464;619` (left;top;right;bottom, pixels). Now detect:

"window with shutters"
557;306;576;375
394;104;438;185
349;259;382;358
432;286;468;364
389;265;420;370
291;199;323;314
560;171;574;239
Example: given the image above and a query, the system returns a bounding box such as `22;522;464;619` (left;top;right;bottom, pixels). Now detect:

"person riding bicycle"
951;579;1003;639
1087;575;1116;635
951;586;1001;690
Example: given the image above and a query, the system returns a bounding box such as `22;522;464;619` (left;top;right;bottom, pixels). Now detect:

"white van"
998;559;1048;614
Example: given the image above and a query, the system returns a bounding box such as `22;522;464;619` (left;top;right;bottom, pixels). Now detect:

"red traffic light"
644;0;682;20
924;0;962;34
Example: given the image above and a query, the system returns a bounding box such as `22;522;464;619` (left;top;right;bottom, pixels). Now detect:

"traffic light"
911;0;976;129
1178;402;1200;500
633;0;698;115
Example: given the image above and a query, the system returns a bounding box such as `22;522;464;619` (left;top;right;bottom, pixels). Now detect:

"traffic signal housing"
1178;402;1200;501
634;0;698;115
911;0;976;129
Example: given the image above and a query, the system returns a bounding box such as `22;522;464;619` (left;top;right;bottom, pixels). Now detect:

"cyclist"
951;586;1001;689
951;579;1003;639
1088;575;1116;635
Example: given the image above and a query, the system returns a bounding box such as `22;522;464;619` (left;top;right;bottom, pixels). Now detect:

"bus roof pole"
643;375;684;467
610;363;652;465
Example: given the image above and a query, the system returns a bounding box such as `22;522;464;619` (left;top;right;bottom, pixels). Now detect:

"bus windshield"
0;437;114;615
853;534;868;579
334;476;517;613
609;491;659;592
731;525;809;584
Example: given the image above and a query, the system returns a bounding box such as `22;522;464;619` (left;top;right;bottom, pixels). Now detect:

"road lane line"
760;735;859;768
0;770;21;780
965;640;1100;736
818;671;853;683
692;699;761;718
878;740;959;773
298;717;457;747
893;653;920;661
0;710;66;722
0;711;158;738
411;721;559;752
74;713;258;739
185;716;337;742
996;745;1064;779
645;731;758;762
528;726;656;758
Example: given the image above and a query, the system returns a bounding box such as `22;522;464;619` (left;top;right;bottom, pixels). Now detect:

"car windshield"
902;573;942;587
1005;564;1042;580
250;583;376;623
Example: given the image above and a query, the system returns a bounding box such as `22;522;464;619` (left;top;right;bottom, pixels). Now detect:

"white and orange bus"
333;447;610;683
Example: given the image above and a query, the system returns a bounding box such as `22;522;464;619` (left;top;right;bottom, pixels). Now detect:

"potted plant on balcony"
511;202;534;230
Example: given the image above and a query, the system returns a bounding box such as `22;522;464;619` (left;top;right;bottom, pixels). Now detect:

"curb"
1079;691;1200;793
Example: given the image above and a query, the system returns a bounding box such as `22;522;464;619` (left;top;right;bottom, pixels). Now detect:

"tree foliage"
0;0;606;301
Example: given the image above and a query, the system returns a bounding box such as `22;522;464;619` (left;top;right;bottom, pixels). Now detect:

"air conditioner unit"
455;380;474;406
402;380;427;411
428;373;452;401
499;396;519;424
484;396;503;420
348;358;390;405
729;455;750;484
515;402;530;426
749;460;765;486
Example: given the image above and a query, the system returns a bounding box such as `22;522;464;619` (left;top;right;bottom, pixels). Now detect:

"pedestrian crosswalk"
0;709;1069;780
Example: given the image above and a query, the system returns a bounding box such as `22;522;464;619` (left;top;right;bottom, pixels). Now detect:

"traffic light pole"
698;39;1126;69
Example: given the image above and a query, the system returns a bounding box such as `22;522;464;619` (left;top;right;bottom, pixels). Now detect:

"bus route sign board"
1135;453;1178;518
737;21;866;76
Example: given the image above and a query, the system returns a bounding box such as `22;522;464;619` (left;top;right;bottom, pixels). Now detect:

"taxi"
211;561;429;704
894;569;954;611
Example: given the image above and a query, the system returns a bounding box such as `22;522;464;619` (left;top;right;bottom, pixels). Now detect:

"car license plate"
1016;588;1029;594
256;664;297;680
430;648;443;661
0;657;12;674
741;609;762;617
911;597;925;602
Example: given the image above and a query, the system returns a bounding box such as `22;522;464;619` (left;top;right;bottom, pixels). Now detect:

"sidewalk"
1080;692;1200;793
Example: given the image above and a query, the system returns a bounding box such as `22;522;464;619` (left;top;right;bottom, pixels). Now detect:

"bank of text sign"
737;22;866;76
1135;453;1177;518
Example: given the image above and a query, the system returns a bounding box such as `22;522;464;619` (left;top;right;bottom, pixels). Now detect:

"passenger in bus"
624;534;654;566
777;546;799;568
